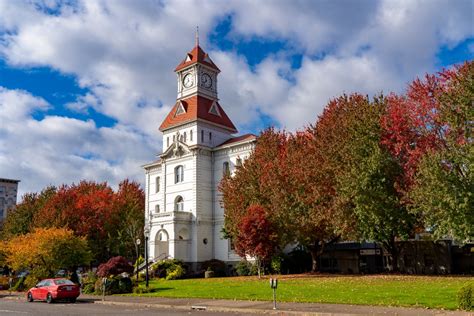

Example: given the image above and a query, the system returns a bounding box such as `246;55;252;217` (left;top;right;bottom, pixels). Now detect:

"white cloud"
0;87;158;196
0;0;472;194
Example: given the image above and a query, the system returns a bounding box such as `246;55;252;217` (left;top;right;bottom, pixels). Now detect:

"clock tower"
175;40;220;101
144;39;256;271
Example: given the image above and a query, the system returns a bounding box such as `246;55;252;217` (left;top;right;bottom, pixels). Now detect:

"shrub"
151;259;185;279
236;260;251;276
82;283;95;294
458;284;473;311
166;265;184;280
97;256;134;278
201;259;226;277
118;277;133;293
271;255;283;274
94;276;133;295
133;286;154;294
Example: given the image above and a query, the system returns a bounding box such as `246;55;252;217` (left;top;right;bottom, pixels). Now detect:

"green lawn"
128;274;473;310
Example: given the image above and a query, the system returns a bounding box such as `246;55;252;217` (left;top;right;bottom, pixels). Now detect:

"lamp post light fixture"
144;227;150;288
135;238;141;282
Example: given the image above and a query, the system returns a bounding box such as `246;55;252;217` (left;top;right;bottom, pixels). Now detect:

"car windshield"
54;279;74;285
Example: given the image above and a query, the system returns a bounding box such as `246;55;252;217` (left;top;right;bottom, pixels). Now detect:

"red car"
27;278;80;303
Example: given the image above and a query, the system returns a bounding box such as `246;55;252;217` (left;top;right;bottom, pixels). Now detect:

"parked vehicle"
26;278;80;303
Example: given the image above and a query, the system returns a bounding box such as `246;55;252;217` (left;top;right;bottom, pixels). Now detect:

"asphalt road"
0;299;256;316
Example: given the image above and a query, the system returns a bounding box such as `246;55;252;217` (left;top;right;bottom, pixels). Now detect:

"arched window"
201;130;204;142
175;195;184;211
183;132;187;142
223;161;230;176
155;176;160;193
167;137;169;147
155;204;160;213
175;165;184;183
190;130;193;141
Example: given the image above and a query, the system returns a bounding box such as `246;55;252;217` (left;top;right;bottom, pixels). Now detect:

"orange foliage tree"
2;228;91;286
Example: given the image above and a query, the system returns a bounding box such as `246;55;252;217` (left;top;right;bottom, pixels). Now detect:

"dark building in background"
0;178;20;220
319;240;473;275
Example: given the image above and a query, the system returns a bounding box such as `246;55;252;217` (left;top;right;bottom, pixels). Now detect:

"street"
0;298;257;316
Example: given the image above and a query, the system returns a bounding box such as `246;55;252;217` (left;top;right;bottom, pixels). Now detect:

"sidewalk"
1;291;471;316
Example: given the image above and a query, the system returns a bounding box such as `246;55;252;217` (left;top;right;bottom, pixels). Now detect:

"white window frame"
175;196;184;211
175;165;184;183
155;176;160;193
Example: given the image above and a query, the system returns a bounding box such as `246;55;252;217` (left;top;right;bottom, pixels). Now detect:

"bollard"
269;278;278;310
102;277;107;301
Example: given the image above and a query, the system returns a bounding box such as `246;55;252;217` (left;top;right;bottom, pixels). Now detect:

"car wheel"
46;293;53;304
27;292;33;302
69;298;76;303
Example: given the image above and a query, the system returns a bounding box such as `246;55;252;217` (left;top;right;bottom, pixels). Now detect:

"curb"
94;300;359;316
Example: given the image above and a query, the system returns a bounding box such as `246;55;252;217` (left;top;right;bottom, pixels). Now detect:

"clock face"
201;73;212;89
183;73;194;88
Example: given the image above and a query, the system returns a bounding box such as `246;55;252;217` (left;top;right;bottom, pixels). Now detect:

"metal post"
273;287;276;310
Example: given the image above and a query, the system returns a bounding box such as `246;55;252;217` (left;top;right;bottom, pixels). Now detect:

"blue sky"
0;0;472;196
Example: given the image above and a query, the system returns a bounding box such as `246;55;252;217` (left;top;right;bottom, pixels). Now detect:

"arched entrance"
154;229;169;260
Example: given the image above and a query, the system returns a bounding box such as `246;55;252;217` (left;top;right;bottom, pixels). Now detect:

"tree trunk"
384;237;399;272
256;258;261;279
310;248;319;272
308;240;322;273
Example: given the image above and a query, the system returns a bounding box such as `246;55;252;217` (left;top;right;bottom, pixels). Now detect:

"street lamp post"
135;238;141;282
144;227;150;288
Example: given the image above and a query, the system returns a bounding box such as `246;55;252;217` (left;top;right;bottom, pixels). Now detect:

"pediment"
161;140;191;159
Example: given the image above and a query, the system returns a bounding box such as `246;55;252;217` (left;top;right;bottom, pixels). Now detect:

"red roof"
175;45;220;72
159;95;237;132
217;134;256;147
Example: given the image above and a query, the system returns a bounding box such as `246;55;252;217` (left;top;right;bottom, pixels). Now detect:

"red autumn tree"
112;180;145;260
220;128;288;247
234;204;278;277
35;181;116;262
381;72;446;192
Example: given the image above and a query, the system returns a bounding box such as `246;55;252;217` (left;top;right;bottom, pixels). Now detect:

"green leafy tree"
334;95;414;271
408;62;474;241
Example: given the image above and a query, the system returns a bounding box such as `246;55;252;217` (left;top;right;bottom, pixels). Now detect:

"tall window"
223;161;230;176
155;204;160;213
183;132;187;142
155;177;160;193
175;165;184;183
236;158;242;167
201;130;204;142
190;130;193;141
167;137;169;147
209;132;212;142
175;196;184;211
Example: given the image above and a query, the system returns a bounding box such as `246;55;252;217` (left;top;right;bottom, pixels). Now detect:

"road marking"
0;310;29;314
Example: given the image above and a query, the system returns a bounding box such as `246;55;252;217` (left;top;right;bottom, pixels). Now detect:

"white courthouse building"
143;42;255;268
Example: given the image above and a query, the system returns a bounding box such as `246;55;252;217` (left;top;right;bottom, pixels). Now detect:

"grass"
128;274;473;310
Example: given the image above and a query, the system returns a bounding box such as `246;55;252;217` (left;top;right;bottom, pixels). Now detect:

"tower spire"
195;26;199;47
